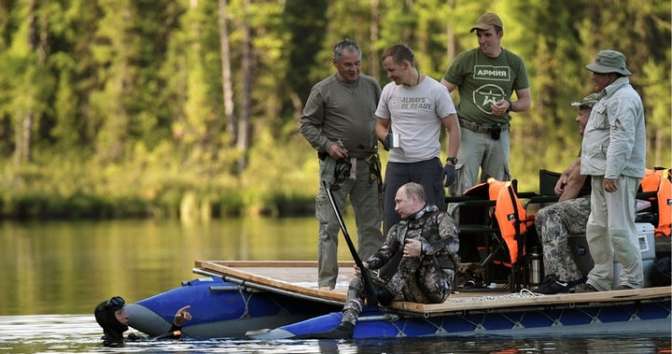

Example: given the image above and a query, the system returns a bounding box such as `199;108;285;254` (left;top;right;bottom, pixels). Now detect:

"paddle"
323;181;379;307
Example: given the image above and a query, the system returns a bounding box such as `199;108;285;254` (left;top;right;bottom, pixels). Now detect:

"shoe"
615;284;636;290
309;322;354;339
574;283;599;293
534;275;572;294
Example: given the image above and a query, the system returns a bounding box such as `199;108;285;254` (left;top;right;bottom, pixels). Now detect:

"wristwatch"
446;157;458;165
505;98;513;113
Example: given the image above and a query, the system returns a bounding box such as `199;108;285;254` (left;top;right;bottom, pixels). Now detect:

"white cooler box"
613;223;656;287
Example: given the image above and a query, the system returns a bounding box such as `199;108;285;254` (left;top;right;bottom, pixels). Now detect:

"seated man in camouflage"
534;93;599;294
320;182;459;338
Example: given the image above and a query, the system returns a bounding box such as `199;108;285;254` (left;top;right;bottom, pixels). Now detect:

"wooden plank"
391;286;672;314
196;260;355;268
196;260;671;316
197;260;348;303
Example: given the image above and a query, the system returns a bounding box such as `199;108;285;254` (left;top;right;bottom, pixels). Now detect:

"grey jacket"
581;77;646;179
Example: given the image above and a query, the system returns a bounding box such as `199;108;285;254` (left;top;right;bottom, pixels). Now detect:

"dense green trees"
0;0;669;220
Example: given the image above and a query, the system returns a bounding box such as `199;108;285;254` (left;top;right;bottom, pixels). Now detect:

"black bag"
375;286;394;306
649;256;671;287
489;127;501;140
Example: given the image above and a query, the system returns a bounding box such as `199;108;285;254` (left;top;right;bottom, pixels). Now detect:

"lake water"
0;218;670;353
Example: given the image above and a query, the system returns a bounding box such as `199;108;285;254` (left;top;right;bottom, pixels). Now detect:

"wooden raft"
195;260;672;316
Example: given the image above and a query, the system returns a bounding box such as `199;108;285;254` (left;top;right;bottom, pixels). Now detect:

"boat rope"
450;288;541;304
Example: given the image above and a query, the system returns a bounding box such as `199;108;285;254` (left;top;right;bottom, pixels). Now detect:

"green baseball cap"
586;49;632;76
470;12;503;32
571;93;601;109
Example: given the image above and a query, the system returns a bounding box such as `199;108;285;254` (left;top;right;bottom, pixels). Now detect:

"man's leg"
341;275;366;326
383;162;408;234
351;159;384;260
481;128;510;182
585;176;613;291
536;198;589;283
418;265;452;303
450;128;487;197
415;158;446;210
608;176;643;288
316;159;350;289
341;273;390;326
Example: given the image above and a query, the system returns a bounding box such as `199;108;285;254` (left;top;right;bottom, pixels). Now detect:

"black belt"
459;118;508;134
318;152;376;161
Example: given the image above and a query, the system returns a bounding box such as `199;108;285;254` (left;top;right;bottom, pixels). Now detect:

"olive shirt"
444;48;529;126
300;74;381;159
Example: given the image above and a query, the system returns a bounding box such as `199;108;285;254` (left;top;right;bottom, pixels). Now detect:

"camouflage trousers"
534;197;590;282
341;259;453;325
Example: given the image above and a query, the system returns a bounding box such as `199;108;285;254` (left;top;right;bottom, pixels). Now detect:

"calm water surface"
1;218;670;353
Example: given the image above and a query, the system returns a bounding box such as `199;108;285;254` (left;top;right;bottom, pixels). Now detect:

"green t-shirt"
444;48;529;126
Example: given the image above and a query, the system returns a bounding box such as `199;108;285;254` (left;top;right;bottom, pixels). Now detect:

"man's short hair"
333;39;361;62
402;182;425;202
382;44;415;66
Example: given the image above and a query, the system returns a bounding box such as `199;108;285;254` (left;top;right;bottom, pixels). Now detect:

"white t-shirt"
375;76;457;163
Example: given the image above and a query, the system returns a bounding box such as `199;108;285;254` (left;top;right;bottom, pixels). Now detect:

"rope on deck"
450;288;541;304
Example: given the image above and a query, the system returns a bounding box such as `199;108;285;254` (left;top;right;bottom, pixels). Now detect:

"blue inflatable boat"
126;260;671;339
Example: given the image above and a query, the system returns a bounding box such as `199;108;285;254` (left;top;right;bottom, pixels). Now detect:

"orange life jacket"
487;178;528;266
641;168;671;237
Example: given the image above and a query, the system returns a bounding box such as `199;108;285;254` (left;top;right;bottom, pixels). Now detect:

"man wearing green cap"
441;12;531;199
576;49;646;292
533;93;598;294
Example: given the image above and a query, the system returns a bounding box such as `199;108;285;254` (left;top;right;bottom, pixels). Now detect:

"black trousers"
382;157;445;234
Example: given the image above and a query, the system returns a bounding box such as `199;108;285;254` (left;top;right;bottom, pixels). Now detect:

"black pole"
323;181;378;307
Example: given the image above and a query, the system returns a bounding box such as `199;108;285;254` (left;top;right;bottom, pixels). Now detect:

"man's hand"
444;163;456;186
353;261;368;276
403;239;422;258
173;305;192;327
491;99;510;116
554;175;568;195
381;133;392;151
603;178;618;192
327;142;349;160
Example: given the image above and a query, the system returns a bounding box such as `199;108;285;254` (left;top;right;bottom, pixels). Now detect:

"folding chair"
449;178;530;292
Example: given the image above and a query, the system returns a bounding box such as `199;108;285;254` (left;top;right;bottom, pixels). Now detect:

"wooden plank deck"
195;260;672;316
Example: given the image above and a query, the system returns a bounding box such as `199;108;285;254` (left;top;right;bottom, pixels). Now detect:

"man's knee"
535;208;549;226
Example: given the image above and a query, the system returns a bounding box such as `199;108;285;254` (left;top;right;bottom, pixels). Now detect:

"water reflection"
1;217;365;315
1;219;671;353
0;315;670;354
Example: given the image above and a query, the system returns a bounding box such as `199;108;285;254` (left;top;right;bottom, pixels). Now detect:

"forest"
0;0;669;220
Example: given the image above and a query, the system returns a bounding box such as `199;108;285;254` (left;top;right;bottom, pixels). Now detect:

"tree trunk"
237;0;252;172
369;0;380;81
218;0;235;144
445;0;456;61
653;129;662;167
14;0;39;165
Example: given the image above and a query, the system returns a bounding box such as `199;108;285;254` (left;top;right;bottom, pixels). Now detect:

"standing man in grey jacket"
577;49;646;292
300;39;384;290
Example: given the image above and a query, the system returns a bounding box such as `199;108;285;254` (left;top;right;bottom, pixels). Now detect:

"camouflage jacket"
366;206;460;273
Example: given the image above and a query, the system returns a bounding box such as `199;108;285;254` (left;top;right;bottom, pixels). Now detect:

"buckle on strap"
459;118;508;134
